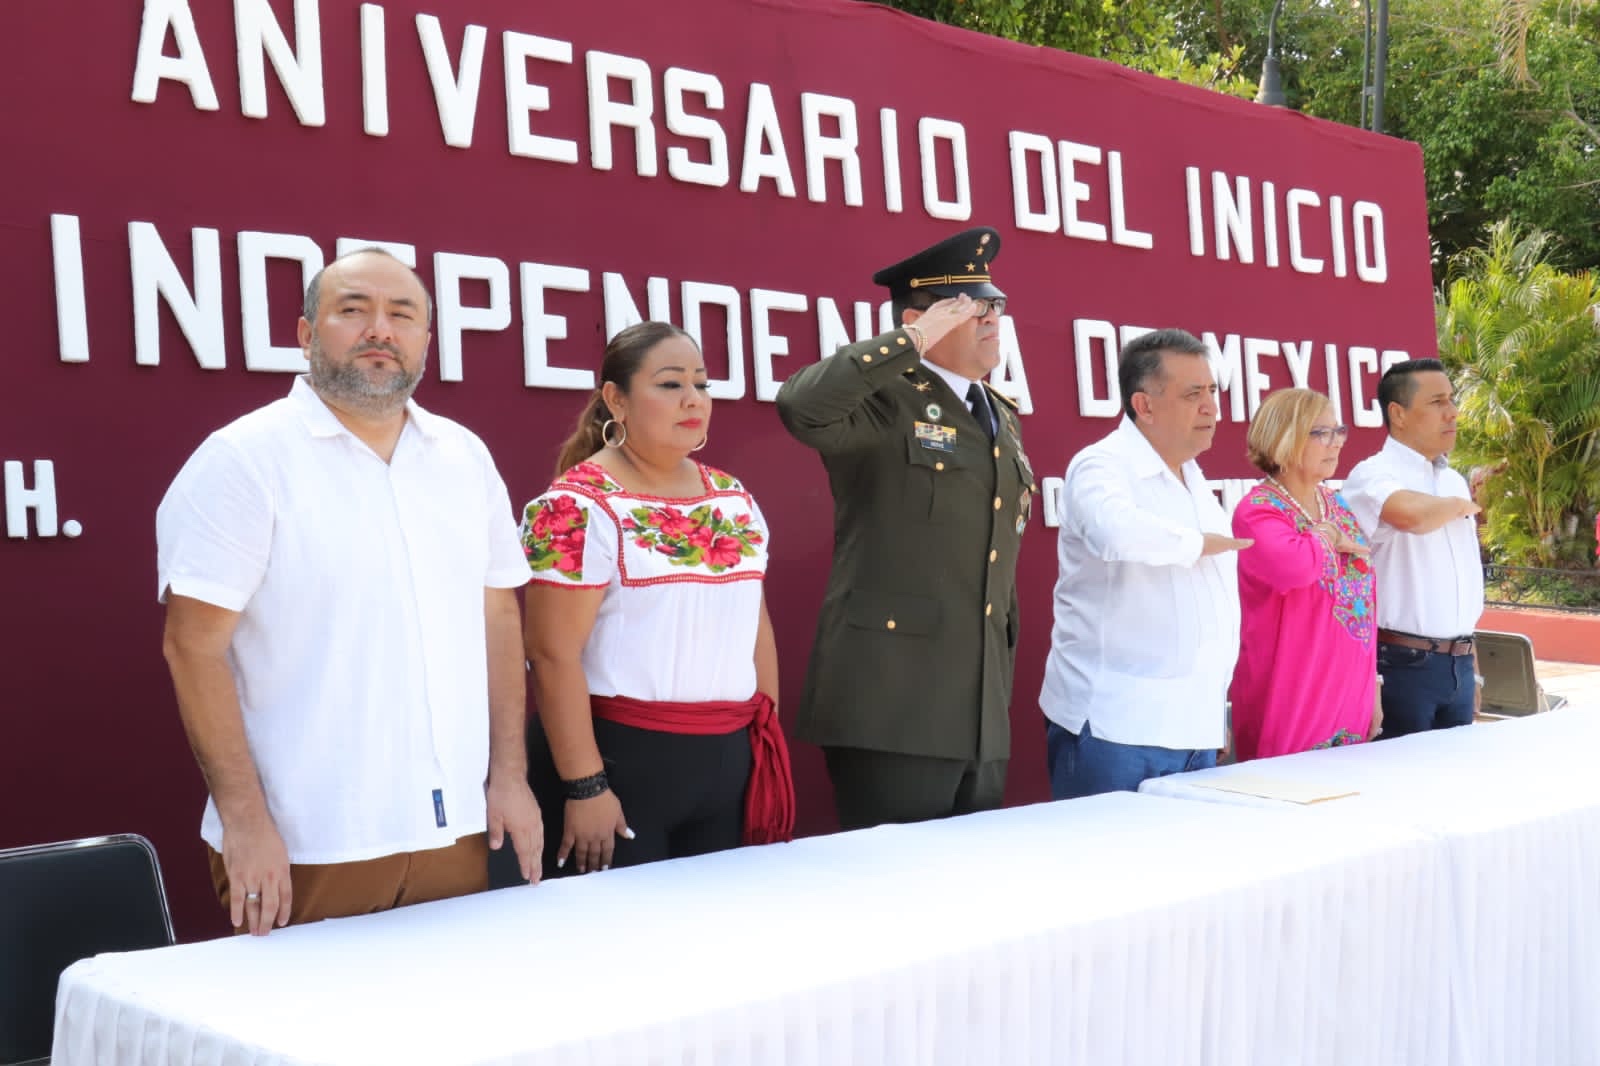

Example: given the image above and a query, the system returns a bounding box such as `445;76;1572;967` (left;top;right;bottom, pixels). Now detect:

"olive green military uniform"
776;309;1033;829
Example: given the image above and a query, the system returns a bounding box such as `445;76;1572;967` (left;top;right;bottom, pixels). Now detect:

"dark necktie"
966;382;996;441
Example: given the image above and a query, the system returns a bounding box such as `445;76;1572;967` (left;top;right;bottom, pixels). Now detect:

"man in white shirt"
1342;359;1484;739
158;248;542;935
1038;329;1249;798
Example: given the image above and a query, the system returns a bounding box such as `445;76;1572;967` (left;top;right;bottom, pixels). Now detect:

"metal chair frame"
0;833;175;1066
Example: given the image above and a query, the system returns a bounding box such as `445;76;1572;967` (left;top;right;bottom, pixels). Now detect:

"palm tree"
1438;221;1600;566
1496;0;1596;84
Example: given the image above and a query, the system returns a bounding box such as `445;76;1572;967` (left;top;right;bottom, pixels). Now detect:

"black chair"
0;834;176;1066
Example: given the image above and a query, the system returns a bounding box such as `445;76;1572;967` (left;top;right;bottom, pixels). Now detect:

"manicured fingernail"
601;864;610;871
556;856;565;869
622;827;636;840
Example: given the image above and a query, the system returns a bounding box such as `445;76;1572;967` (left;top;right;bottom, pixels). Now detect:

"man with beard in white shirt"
1039;329;1250;798
1341;359;1484;739
158;248;542;935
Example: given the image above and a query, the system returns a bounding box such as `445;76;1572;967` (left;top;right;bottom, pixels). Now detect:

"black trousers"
822;746;1007;831
490;714;753;887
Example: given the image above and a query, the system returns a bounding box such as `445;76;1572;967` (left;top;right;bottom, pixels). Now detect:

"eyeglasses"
908;296;1008;317
1308;425;1351;444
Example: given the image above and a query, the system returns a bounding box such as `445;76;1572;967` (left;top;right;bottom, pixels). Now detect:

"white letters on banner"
120;2;1391;272
752;290;810;403
360;3;388;136
801;94;864;207
236;0;325;126
131;0;220;110
505;29;577;162
1184;167;1388;283
96;3;1415;438
588;51;657;174
434;253;513;383
130;222;226;369
45;215;1417;430
420;15;489;149
50;215;90;364
519;263;594;390
665;68;730;187
919;118;971;221
238;231;323;372
4;461;76;540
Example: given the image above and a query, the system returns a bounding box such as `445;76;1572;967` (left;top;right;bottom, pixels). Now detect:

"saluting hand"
904;294;983;352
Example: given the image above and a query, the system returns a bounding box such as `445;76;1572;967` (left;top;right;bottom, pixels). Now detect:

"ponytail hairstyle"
553;321;698;477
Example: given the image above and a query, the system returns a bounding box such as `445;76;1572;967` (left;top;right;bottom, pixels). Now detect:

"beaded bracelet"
561;770;611;801
902;323;927;355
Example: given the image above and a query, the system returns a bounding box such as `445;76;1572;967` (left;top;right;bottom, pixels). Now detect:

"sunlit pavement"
1536;660;1600;705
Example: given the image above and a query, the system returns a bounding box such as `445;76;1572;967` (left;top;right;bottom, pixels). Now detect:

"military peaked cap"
872;226;1005;300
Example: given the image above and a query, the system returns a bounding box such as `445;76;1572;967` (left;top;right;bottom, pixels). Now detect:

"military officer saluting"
776;226;1032;830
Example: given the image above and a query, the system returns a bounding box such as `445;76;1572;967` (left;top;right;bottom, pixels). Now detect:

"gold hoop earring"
691;435;708;453
601;419;627;448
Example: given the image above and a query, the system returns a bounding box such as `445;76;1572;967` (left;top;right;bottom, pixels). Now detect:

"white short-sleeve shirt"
1341;436;1484;638
519;461;768;702
156;376;529;864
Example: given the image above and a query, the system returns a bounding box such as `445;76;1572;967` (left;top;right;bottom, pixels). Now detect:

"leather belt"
1377;629;1475;656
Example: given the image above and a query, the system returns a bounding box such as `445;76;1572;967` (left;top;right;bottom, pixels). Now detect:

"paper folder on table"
1190;773;1359;805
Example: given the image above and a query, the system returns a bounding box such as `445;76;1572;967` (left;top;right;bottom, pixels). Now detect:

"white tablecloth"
55;793;1451;1066
1140;710;1600;1066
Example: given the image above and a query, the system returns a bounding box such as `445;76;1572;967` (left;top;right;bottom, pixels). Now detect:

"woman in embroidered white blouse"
514;322;788;880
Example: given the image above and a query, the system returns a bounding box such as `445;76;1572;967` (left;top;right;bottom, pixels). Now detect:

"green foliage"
1438;222;1600;567
883;0;1600;273
1273;0;1600;274
880;0;1256;97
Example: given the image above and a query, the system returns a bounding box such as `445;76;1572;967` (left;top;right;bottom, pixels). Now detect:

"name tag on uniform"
914;421;957;452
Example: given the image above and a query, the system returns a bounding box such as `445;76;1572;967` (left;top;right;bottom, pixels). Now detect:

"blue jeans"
1376;644;1475;740
1045;719;1217;800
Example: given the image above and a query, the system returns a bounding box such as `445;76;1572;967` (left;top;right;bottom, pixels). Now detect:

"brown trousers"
208;833;489;932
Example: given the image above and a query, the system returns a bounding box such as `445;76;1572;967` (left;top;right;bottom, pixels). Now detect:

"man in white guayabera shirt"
1342;359;1485;740
157;248;542;936
1039;329;1249;799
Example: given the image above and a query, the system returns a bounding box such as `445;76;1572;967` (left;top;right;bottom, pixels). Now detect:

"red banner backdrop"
4;0;1436;937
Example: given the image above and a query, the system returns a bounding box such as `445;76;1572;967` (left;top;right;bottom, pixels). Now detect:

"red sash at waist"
590;692;795;846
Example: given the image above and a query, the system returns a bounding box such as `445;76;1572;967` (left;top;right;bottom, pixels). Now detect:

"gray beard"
307;340;421;417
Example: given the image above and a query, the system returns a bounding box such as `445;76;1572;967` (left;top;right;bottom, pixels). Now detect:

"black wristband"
562;770;610;801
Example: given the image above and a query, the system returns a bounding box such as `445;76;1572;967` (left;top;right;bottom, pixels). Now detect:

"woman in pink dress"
1230;388;1382;760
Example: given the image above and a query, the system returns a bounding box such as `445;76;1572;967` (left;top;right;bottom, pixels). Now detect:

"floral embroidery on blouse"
1247;484;1375;645
521;494;589;581
619;504;765;573
522;461;766;586
560;461;623;494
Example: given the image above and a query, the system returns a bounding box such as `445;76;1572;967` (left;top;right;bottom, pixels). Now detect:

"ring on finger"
244;891;262;902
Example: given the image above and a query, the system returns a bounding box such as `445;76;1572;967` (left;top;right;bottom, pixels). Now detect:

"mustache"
353;342;402;359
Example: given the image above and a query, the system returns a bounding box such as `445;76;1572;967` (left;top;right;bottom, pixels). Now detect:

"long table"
1140;710;1600;1066
54;792;1452;1066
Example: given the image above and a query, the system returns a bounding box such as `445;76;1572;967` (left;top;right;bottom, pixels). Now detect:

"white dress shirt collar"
1107;415;1188;483
1380;434;1451;473
287;374;440;442
923;360;982;405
